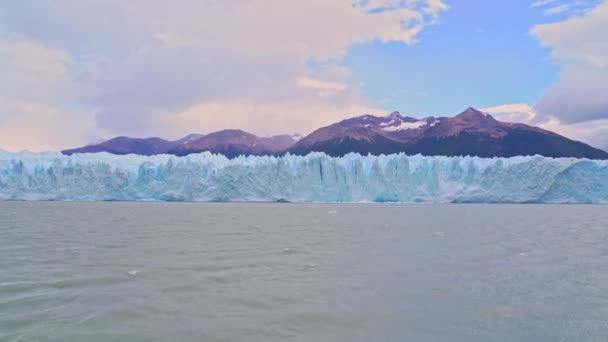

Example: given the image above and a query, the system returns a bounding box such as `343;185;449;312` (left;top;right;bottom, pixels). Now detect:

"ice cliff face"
0;151;607;203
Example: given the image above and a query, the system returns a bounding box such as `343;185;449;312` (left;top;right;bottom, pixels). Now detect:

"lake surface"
1;202;608;341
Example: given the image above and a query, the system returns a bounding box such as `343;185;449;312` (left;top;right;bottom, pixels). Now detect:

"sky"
0;0;607;151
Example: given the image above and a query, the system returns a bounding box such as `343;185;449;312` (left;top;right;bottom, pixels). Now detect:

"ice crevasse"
0;151;607;203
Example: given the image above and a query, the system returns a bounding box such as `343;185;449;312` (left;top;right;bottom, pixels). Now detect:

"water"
1;202;608;341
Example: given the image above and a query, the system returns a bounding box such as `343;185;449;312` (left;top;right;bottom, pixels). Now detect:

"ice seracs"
0;151;607;203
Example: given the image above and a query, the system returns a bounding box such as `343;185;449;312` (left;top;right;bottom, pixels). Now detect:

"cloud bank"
0;0;447;150
1;0;606;152
531;1;608;124
481;1;608;151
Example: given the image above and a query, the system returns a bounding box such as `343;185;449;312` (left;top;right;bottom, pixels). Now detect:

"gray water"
1;202;608;341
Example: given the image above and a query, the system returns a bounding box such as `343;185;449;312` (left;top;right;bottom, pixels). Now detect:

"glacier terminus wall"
0;151;607;203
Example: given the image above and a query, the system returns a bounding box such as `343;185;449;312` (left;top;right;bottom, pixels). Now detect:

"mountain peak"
456;107;495;121
175;133;205;145
389;111;402;119
463;107;482;115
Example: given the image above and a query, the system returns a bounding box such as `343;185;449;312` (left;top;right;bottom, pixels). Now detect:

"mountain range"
62;107;608;160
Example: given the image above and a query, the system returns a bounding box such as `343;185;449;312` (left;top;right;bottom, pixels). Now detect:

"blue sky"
0;0;607;151
345;0;561;116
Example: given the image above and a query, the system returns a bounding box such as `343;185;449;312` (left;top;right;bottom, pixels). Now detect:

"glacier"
0;150;607;203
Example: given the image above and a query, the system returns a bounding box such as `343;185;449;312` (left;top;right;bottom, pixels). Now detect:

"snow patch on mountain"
429;120;441;127
382;121;427;131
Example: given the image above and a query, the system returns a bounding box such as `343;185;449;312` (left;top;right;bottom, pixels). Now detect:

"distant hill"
63;107;608;160
168;130;296;158
63;131;298;158
62;136;175;156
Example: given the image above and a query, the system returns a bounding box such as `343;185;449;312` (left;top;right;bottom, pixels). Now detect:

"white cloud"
542;4;572;15
0;41;69;78
0;97;99;152
0;39;99;151
531;1;608;123
296;77;349;97
0;40;76;103
355;0;448;19
167;99;385;138
133;0;428;61
481;104;537;123
532;2;607;68
481;103;608;150
531;0;559;7
0;0;447;149
538;117;608;151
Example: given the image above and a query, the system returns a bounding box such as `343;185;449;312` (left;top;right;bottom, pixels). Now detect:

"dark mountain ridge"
63;130;298;158
62;108;608;160
287;107;608;159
